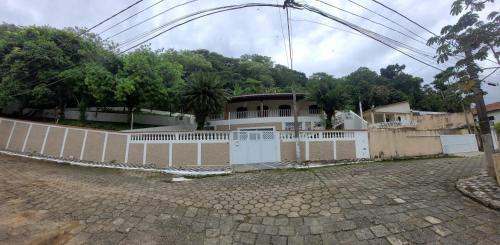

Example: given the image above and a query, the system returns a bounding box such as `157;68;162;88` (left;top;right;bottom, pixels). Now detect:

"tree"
308;73;350;129
427;0;499;178
115;47;183;123
182;72;228;129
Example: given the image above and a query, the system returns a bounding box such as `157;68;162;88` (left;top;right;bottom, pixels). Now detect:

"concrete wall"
0;118;230;169
415;112;473;130
369;128;443;159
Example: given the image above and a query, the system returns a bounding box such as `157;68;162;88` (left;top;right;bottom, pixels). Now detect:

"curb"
0;150;231;177
456;174;500;210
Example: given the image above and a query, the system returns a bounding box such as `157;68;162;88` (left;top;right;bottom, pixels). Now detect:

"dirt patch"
29;222;80;245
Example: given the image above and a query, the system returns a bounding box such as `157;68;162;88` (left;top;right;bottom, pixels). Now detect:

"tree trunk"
465;50;496;177
195;116;206;130
325;111;333;129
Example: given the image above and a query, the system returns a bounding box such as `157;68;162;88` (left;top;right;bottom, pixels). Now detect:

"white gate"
440;134;479;154
230;131;279;164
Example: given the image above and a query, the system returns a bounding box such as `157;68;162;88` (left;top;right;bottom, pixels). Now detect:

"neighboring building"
363;101;473;130
363;101;417;128
473;101;500;125
208;93;366;131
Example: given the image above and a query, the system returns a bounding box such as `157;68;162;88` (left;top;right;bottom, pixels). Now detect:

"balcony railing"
209;109;322;121
369;120;417;128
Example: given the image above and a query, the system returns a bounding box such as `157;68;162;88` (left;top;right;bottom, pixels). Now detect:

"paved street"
0;154;499;245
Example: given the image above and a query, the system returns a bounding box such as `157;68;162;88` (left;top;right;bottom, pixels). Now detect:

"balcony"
209;109;322;121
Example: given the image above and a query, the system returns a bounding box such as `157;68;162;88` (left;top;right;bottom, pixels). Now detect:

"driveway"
0;154;498;244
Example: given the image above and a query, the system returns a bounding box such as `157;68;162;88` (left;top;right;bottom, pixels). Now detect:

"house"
363;101;417;128
473;101;500;125
363;101;473;130
208;93;366;131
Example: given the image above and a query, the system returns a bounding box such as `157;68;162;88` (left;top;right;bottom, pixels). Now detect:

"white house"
208;93;367;131
473;102;500;125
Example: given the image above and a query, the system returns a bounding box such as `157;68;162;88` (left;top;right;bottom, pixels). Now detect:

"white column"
101;133;109;162
6;121;17;150
168;143;173;167
80;130;88;160
22;123;33;152
124;135;130;164
142;143;147;165
59;128;69;158
40;126;51;154
197;142;202;166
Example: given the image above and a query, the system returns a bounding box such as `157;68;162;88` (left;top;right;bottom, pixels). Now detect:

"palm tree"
183;72;228;129
308;73;350;129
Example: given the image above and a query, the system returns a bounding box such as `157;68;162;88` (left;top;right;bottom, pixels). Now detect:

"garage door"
440;134;479;154
230;131;279;164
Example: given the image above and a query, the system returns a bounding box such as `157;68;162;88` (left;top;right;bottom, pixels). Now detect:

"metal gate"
440;134;479;154
230;131;279;164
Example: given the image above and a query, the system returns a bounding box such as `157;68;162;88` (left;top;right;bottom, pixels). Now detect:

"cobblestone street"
0;154;499;245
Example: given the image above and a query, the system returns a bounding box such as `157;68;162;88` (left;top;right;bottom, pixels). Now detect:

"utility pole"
465;50;495;176
284;0;302;164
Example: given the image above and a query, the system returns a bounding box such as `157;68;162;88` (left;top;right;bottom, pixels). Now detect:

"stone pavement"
0;154;499;244
456;172;500;210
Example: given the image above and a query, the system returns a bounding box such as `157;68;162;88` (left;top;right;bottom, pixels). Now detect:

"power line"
104;0;199;41
346;0;426;41
7;3;292;98
298;2;445;71
1;0;149;98
276;0;290;68
84;0;145;35
118;3;291;53
369;0;438;37
286;5;294;69
98;0;167;35
291;19;364;37
314;0;429;46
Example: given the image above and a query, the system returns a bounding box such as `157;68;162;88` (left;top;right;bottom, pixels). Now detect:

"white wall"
40;109;195;126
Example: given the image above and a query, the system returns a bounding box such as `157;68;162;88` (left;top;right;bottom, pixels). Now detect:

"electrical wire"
84;0;145;35
276;0;290;68
299;2;445;71
98;0;167;35
118;3;291;53
104;0;199;40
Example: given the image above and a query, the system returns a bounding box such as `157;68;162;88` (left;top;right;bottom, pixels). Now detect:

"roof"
365;101;411;113
473;102;500;115
228;93;306;103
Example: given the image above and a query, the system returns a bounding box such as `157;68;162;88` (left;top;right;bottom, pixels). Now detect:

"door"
230;130;279;164
440;134;479;154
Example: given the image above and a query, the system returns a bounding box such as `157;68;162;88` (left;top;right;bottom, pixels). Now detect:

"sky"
1;0;499;104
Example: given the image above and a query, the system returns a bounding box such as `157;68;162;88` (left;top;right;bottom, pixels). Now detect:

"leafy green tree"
307;73;350;129
427;0;499;177
115;47;182;121
182;72;228;129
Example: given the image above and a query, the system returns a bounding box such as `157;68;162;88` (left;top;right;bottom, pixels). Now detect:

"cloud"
1;0;498;103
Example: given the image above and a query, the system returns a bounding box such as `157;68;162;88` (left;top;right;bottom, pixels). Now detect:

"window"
309;105;320;114
488;116;495;121
397;116;402;121
278;105;291;117
257;105;269;117
236;107;247;119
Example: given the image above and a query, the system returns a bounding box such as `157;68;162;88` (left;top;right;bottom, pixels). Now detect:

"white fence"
440;134;479;154
129;131;231;143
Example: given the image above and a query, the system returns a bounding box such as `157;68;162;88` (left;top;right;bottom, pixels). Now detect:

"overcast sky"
1;0;499;104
